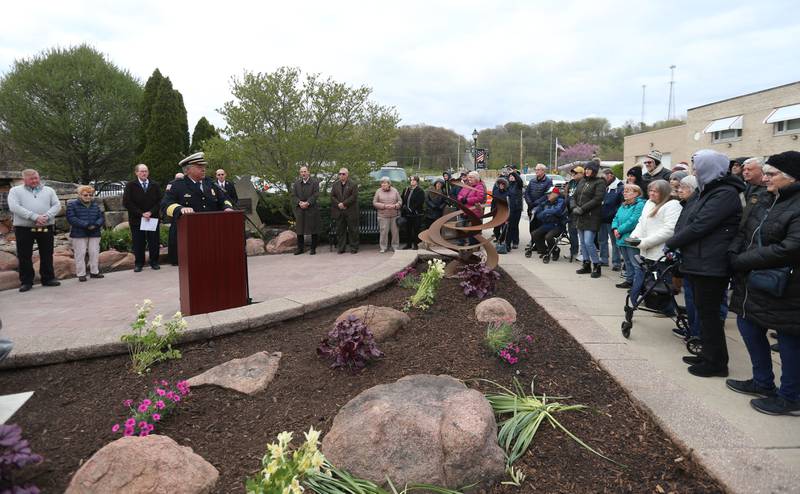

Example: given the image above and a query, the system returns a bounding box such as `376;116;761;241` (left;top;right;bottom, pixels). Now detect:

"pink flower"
147;424;156;432
138;404;148;413
172;395;181;402
152;413;161;421
142;399;152;406
161;380;169;386
166;391;175;399
112;424;120;433
156;388;166;396
123;399;133;407
139;430;149;437
123;427;134;437
525;335;533;343
138;421;148;429
125;418;136;427
156;400;165;409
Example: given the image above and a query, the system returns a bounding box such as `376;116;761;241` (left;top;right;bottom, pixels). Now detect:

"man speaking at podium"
162;152;235;228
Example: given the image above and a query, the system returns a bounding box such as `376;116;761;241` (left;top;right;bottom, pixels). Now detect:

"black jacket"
506;172;524;213
401;186;425;216
161;177;233;220
666;175;744;277
729;183;800;334
123;180;163;227
569;176;605;232
217;180;238;206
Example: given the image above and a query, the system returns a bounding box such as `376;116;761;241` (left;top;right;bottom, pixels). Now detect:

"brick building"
624;81;800;172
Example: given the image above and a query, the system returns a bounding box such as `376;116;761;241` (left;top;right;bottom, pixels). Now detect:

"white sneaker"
380;249;387;253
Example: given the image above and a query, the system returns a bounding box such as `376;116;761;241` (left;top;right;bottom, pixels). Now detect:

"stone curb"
501;266;800;494
0;251;419;370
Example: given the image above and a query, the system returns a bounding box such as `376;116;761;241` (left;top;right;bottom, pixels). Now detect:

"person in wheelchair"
527;186;566;263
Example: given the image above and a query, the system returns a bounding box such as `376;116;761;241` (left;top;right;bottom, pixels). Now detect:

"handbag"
746;219;793;297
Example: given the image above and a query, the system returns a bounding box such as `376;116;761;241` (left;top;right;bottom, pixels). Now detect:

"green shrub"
159;224;170;246
100;227;132;252
121;299;186;374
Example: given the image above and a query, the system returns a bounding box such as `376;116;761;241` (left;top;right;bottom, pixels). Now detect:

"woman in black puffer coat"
726;151;800;416
570;161;606;277
666;149;743;378
505;171;524;250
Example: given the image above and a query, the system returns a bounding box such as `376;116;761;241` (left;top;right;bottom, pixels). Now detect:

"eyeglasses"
338;172;347;176
643;160;654;165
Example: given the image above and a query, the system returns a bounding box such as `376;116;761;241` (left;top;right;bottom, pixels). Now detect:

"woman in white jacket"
626;179;682;311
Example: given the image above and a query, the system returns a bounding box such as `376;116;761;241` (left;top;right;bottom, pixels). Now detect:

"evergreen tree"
138;76;186;186
190;117;219;152
138;70;189;185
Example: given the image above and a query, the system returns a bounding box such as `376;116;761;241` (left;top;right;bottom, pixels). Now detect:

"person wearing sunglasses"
215;169;238;207
641;150;672;191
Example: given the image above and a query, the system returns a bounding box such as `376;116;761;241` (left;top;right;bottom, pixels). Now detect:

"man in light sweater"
7;169;62;292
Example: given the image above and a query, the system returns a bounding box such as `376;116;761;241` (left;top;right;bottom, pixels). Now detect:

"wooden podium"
177;210;249;315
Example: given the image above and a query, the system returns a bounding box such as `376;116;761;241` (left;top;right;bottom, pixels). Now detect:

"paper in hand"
140;217;159;231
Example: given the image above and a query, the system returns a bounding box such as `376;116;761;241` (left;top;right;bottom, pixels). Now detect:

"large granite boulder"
187;351;281;395
0;271;20;291
32;255;76;280
66;435;218;494
104;211;129;230
335;305;410;342
475;297;517;323
245;238;266;256
265;230;297;254
322;374;505;489
103;194;125;211
98;249;127;271
0;251;17;271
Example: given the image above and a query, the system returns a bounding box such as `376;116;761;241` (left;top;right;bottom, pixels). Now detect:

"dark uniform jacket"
161;176;233;221
570;176;606;232
729;183;800;334
123;180;162;228
291;177;321;235
330;180;359;220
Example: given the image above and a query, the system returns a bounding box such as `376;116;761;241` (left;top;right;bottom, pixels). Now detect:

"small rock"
113;221;130;232
245;238;265;256
475;297;517;323
104;211;129;230
444;260;466;278
0;251;18;271
187;351;282;395
111;253;135;271
66;434;219;494
335;305;410;342
265;230;297;254
322;374;505;489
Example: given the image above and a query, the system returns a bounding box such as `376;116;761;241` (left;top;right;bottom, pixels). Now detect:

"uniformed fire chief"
162;152;234;261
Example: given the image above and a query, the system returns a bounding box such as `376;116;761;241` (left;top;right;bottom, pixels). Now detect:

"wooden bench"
328;207;380;250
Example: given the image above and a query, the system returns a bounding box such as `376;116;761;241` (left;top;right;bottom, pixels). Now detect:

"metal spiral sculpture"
418;179;509;269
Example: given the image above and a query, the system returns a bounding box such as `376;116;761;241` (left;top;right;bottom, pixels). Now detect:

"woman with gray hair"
666;149;745;378
726;151;800;416
372;177;402;253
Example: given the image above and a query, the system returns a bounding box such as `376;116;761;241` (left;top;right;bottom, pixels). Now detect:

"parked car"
369;167;408;184
547;174;567;188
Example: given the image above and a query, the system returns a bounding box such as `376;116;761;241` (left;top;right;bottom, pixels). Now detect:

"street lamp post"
472;129;478;170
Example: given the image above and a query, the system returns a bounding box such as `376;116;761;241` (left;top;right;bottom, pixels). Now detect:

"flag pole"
554;138;559;173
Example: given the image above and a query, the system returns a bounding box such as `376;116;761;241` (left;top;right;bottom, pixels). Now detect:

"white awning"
703;115;743;133
764;103;800;124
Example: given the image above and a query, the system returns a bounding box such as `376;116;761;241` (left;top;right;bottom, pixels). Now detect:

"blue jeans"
578;229;599;264
619;245;640;284
598;223;621;267
737;316;800;402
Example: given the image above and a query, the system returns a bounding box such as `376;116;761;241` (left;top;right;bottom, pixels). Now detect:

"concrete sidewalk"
0;245;399;364
502;220;799;492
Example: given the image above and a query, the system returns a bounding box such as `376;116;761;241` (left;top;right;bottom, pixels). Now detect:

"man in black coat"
123;164;163;272
161;153;234;262
214;168;239;206
666;149;744;378
641;150;671;191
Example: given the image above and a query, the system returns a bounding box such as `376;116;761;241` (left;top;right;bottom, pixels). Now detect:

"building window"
774;118;800;135
712;129;742;142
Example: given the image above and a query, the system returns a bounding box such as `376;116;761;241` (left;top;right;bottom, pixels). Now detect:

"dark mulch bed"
0;264;723;493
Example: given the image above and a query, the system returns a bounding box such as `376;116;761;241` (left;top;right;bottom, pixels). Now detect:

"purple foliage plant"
0;424;42;494
317;315;384;373
456;262;500;299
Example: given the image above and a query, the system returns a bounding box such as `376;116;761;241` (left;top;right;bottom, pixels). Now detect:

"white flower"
277;430;293;447
304;427;320;446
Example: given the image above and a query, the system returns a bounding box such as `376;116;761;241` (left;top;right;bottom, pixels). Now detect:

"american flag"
476;149;486;165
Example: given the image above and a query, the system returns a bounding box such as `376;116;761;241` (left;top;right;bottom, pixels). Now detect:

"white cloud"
1;0;798;139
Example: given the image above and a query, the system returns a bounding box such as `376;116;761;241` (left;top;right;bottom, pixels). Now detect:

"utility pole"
641;84;647;129
549;121;554;168
456;138;460;172
667;64;676;121
519;129;523;169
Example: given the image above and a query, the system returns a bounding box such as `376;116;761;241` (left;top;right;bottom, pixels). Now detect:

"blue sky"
2;0;798;137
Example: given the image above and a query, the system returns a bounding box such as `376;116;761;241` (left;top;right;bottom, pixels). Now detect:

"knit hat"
766;151;800;180
646;150;663;164
584;160;600;174
670;171;688;182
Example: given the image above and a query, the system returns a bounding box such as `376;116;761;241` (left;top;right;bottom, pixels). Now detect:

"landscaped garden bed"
0;261;723;493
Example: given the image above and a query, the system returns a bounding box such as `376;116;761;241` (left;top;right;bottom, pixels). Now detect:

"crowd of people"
8;148;798;416
523;150;799;417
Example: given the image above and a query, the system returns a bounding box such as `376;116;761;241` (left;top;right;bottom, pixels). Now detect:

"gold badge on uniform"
211;189;216;196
